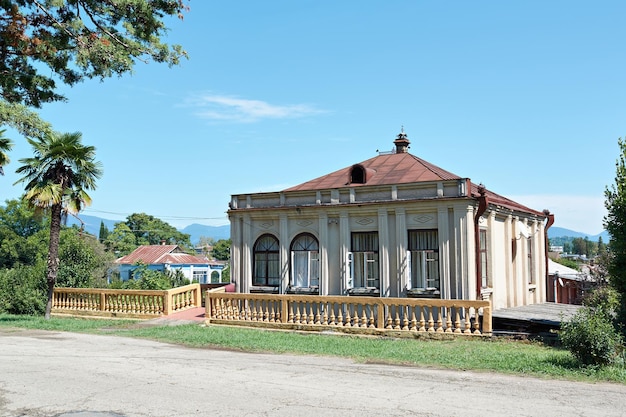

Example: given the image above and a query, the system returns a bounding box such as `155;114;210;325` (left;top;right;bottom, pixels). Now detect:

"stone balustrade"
206;293;492;336
52;284;202;319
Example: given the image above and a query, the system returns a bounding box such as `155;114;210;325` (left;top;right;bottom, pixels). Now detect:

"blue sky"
1;1;623;236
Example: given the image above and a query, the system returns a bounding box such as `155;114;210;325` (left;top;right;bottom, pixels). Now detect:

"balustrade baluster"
330;303;341;326
436;307;443;332
344;305;352;327
307;303;314;324
427;308;435;332
321;303;328;325
288;302;295;323
393;306;401;330
368;306;376;328
352;304;361;328
445;307;453;333
454;308;461;333
402;306;409;330
385;307;393;329
269;302;276;322
360;304;368;328
410;308;417;331
473;308;481;334
464;307;472;334
294;302;302;323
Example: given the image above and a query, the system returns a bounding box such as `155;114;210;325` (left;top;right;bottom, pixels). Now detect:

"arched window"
253;234;280;287
290;233;319;288
350;164;366;184
210;270;221;284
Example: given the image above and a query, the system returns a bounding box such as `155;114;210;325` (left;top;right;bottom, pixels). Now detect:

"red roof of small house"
116;245;209;265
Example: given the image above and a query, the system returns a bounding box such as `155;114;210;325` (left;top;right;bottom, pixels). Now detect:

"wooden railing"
206;293;492;336
52;284;202;319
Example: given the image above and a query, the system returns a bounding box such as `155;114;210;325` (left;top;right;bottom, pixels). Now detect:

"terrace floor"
492;302;582;334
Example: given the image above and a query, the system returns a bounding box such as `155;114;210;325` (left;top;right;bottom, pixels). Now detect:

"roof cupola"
393;127;410;153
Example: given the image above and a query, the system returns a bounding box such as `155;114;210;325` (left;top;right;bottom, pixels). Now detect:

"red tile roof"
283;150;546;217
116;245;209;265
284;152;461;191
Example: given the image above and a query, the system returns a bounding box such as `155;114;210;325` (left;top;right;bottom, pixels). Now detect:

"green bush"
0;263;47;315
560;306;623;366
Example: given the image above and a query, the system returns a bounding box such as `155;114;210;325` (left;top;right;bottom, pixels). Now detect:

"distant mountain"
548;227;609;242
66;214;119;235
180;223;230;243
66;215;230;244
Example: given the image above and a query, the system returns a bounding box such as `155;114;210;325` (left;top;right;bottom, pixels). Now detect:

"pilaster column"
378;208;390;297
318;212;329;295
279;213;289;294
437;207;450;300
339;211;350;294
395;208;408;296
241;214;252;294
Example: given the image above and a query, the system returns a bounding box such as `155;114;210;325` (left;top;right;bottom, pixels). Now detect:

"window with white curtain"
290;233;319;287
253;234;280;286
408;230;440;290
348;232;379;289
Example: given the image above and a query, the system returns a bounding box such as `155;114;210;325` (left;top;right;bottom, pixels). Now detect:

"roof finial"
394;127;410;153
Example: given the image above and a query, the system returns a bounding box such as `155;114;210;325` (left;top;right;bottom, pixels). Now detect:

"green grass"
1;314;625;384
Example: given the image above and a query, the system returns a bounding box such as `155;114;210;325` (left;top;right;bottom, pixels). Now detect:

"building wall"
229;184;547;308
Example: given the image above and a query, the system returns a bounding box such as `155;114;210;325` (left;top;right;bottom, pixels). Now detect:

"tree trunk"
44;204;63;320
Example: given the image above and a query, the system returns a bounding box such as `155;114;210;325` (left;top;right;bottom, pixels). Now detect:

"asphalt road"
1;328;625;417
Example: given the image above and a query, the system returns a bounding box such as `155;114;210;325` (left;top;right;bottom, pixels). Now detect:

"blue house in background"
115;244;226;284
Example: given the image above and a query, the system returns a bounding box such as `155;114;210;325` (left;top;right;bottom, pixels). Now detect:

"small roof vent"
393;127;410;153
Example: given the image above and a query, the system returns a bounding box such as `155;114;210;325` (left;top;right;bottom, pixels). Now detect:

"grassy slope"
1;314;624;384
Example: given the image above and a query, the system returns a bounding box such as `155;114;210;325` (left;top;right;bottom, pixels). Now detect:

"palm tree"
15;131;103;319
0;129;13;175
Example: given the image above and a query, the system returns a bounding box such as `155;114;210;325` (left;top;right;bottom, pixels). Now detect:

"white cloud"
509;194;607;235
186;94;325;122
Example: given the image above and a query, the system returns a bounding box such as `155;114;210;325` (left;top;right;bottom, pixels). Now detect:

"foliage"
0;262;47;315
14;131;102;318
0;101;52;140
56;228;115;288
221;264;230;283
0;129;12;175
604;137;626;334
98;220;109;243
124;213;191;248
560;305;623;367
0;0;188;108
110;263;189;290
0;198;47;237
211;239;231;261
103;222;137;256
0;199;48;268
583;286;621;317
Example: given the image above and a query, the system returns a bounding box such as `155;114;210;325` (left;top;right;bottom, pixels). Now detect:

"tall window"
527;237;534;284
408;230;440;290
479;229;490;288
253;234;280;286
348;232;379;288
290;233;319;287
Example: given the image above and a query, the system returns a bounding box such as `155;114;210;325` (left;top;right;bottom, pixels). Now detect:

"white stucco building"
228;131;553;310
